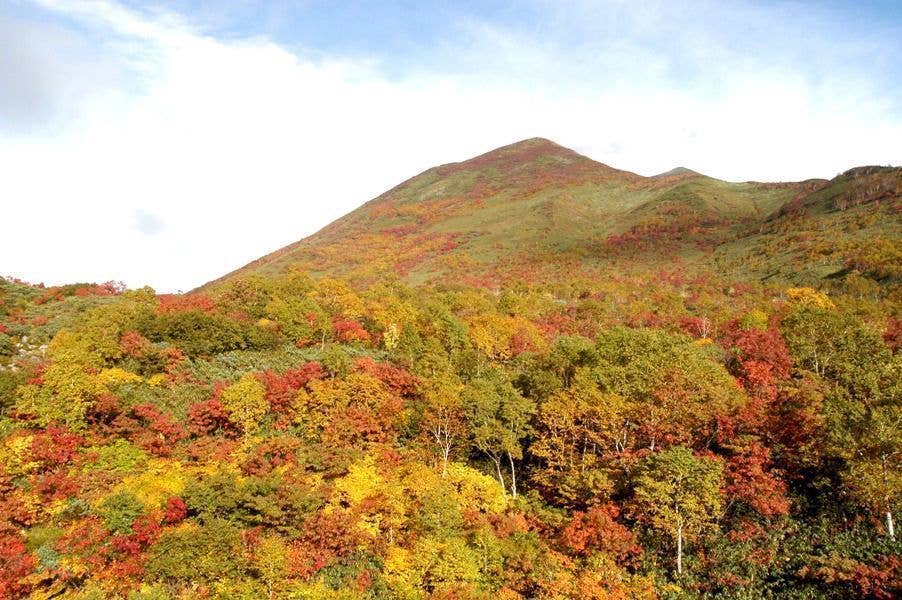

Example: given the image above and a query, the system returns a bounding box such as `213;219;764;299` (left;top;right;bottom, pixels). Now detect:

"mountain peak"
440;137;582;171
499;137;569;151
433;137;638;184
653;166;702;178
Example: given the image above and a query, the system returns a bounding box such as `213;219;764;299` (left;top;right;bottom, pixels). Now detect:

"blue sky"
1;0;900;290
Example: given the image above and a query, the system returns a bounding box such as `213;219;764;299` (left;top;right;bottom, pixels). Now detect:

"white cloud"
1;0;899;291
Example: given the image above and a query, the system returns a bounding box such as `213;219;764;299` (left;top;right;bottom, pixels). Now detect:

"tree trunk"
882;453;895;540
492;455;506;493
507;452;517;498
676;522;683;576
441;445;450;478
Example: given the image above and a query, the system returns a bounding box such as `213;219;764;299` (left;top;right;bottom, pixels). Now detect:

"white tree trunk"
507;452;517;498
887;510;895;541
492;455;506;493
676;522;683;576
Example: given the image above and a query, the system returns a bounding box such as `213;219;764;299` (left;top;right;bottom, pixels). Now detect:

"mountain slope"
203;139;900;291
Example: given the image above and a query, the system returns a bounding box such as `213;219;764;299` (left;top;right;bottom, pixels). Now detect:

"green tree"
464;371;535;496
785;307;901;539
254;534;288;599
633;447;723;576
530;370;629;507
825;353;900;540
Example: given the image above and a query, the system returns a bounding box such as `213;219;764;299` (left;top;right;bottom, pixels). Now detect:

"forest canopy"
0;270;898;599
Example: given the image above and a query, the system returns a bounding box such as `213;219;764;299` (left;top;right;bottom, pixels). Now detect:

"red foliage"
242;437;301;475
26;363;45;386
162;497;187;524
332;318;371;344
289;511;366;579
604;212;729;252
720;323;792;383
30;426;83;470
129;404;187;456
884;317;901;353
678;315;713;339
720;324;793;436
160;346;185;368
323;401;403;447
102;516;163;584
560;504;640;563
628;311;665;329
184;436;240;463
510;327;539;356
0;524;35;598
722;442;790;517
320;379;405;449
258;362;325;413
130;514;163;547
55;517;111;572
120;330;152;358
798;554;901;600
156;293;216;315
33;470;80;501
726;519;768;543
33;281;124;305
186;397;238;438
88;393;124;429
488;512;531;539
382;224;418;237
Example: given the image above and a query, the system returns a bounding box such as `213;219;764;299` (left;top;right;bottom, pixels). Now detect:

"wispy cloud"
133;210;165;235
1;0;899;291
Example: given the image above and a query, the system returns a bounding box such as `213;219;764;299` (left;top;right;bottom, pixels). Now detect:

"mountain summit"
203;140;900;290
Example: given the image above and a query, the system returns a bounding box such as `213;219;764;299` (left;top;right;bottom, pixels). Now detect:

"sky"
1;0;900;292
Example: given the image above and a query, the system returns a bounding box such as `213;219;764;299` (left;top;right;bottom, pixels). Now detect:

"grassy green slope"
201;139;900;293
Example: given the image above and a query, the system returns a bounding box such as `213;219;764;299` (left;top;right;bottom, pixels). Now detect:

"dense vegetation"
1;267;898;598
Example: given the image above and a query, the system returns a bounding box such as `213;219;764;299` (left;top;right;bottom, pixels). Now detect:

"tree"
16;331;106;429
463;372;535;496
785;307;901;539
254;534;288;599
633;447;723;576
780;306;854;379
593;327;744;452
420;374;466;477
826;355;900;540
264;296;329;347
220;373;268;436
530;371;628;507
295;373;403;449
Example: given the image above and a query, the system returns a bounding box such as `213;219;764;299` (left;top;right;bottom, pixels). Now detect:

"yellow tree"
16;331;106;429
420;374;467;478
220;373;268;436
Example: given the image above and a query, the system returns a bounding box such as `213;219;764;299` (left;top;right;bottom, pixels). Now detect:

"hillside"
204;138;900;294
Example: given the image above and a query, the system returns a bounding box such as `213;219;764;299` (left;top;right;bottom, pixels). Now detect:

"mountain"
3;142;900;600
203;138;901;291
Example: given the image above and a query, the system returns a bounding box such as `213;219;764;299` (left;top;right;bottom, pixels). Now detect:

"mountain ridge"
200;139;900;292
